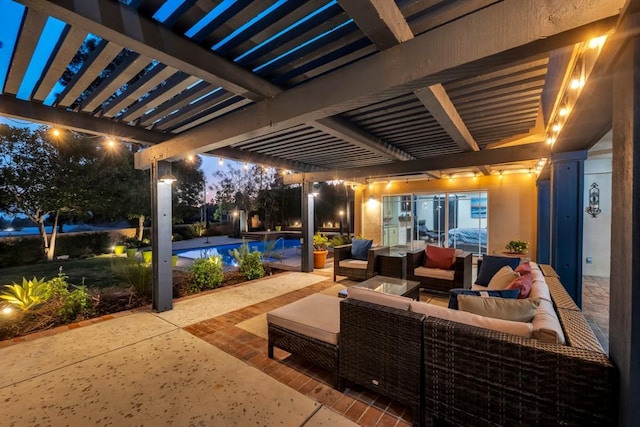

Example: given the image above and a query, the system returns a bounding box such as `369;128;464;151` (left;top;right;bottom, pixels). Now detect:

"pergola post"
550;150;586;307
610;16;640;425
301;180;314;272
150;160;173;312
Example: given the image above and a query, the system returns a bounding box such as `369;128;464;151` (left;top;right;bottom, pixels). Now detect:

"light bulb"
218;158;223;166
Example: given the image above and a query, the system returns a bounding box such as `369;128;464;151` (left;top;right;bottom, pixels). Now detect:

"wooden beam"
338;0;414;49
283;143;549;184
415;84;479;151
135;0;622;168
100;65;178;118
4;8;48;95
207;147;325;173
57;41;123;108
0;95;168;144
18;0;413;163
81;54;152;113
311;117;414;161
33;26;87;101
20;0;281;100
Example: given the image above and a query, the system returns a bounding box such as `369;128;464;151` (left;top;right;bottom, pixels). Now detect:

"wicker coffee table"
339;275;421;300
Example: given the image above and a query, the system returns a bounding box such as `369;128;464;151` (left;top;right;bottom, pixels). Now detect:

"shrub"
330;235;352;247
189;256;223;293
0;277;49;311
189;222;207;238
230;243;265;280
44;274;94;321
110;258;152;299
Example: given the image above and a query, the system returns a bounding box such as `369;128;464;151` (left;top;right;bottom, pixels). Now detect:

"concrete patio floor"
2;257;443;426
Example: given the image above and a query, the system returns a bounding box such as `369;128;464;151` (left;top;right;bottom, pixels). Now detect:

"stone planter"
126;248;137;258
114;245;125;256
142;250;152;264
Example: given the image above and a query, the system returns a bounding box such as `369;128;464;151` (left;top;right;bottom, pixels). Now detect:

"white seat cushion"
414;267;455;280
410;301;533;338
339;259;368;269
532;298;566;344
267;294;341;345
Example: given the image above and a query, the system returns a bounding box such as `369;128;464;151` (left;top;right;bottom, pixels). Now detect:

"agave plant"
0;277;50;311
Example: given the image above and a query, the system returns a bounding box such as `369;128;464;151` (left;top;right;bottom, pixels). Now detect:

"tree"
210;164;278;230
172;158;205;224
0;125;103;260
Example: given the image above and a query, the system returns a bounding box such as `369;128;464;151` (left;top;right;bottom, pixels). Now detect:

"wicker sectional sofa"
339;264;617;426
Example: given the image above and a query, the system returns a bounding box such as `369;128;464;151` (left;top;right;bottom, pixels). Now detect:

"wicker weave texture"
423;317;616;426
268;324;340;386
339;299;425;416
546;276;581;311
557;308;604;352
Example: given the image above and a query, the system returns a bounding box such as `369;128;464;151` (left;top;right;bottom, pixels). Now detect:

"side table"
376;248;408;279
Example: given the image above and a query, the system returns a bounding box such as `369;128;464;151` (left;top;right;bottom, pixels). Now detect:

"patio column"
150;160;173;312
550;150;586;307
610;17;640;426
301;180;314;272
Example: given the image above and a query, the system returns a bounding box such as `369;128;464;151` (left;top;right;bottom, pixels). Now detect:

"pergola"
1;1;639;423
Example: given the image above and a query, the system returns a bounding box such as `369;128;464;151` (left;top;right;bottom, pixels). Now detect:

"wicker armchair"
333;244;385;281
407;248;472;292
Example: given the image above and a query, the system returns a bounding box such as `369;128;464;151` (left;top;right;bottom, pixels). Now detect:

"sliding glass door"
411;191;488;255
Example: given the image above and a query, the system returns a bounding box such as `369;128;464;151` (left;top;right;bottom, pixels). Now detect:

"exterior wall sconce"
159;171;177;184
586;183;601;217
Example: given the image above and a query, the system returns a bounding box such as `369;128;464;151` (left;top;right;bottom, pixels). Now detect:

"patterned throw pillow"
506;273;533;298
448;288;520;310
515;261;532;276
424;245;456;269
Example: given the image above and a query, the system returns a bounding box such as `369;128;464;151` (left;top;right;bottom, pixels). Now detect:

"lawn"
0;255;129;288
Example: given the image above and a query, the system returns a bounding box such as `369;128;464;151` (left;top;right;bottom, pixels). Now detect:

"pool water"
176;239;301;266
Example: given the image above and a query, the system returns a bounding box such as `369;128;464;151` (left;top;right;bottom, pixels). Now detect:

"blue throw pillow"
475;255;521;286
448;288;520;310
351;238;373;261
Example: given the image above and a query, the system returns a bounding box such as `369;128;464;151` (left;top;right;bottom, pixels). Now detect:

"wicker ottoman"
267;294;342;388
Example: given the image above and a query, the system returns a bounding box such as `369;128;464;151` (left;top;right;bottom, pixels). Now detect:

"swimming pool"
176;239;301;266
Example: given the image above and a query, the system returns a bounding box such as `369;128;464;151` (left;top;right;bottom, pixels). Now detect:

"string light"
243;163;249;170
499;170;503;179
588;35;607;50
218;158;223;166
51;128;61;137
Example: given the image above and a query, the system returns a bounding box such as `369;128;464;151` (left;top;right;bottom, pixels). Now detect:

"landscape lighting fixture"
218;158;224;166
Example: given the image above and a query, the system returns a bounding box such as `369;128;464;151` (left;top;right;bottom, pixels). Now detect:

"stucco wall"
354;172;538;260
583;156;612;277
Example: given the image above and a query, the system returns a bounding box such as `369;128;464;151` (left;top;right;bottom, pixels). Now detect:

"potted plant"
113;241;126;256
505;240;529;254
124;237;142;258
313;233;330;269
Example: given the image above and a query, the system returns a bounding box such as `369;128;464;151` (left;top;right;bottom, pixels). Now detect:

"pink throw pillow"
515;262;532;276
424;245;456;270
506;273;533;299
